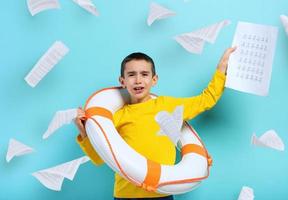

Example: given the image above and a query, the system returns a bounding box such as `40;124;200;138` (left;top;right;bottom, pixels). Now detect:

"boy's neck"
130;96;152;104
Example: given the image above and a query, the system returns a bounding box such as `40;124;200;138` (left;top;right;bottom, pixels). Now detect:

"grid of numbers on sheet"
234;34;269;83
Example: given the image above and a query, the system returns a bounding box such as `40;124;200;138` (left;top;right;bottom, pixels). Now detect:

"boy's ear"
152;75;158;86
119;76;125;88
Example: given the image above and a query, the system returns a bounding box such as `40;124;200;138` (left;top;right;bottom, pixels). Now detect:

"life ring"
84;87;212;195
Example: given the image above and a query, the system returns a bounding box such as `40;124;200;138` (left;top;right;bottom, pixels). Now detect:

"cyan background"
1;0;288;199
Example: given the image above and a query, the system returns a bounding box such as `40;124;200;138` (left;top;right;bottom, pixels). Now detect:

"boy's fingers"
77;109;86;116
79;112;85;116
227;46;237;54
76;116;86;121
223;47;236;59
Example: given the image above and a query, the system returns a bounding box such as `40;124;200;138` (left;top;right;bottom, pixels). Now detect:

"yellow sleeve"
76;134;104;166
163;69;226;120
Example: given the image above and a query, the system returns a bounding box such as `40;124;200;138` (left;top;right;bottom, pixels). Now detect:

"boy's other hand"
217;47;237;75
74;107;87;139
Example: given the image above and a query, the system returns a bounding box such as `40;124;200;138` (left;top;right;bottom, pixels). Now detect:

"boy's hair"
120;52;156;77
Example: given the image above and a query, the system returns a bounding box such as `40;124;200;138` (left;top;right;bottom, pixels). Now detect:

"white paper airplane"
174;20;230;54
72;0;99;16
6;138;34;163
27;0;61;16
238;186;254;200
32;156;90;191
43;108;78;139
280;15;288;36
147;2;176;26
25;41;69;88
251;130;284;151
155;105;183;146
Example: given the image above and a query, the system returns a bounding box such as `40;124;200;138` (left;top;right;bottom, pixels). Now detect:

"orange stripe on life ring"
141;159;161;192
181;144;212;166
85;107;113;120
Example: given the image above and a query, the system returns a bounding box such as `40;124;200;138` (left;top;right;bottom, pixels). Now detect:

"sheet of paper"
174;20;230;54
32;156;90;191
147;2;176;26
251;129;284;151
225;22;278;96
24;41;69;88
6;138;34;163
43;108;78;139
238;186;254;200
155;105;183;145
27;0;61;16
72;0;99;16
280;15;288;36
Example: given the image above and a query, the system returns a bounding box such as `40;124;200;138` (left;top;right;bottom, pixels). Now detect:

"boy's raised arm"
164;47;236;121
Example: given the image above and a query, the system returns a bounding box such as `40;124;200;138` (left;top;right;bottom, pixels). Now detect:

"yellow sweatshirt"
77;70;226;198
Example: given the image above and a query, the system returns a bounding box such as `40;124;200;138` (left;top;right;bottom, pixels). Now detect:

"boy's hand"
74;107;87;139
217;47;237;75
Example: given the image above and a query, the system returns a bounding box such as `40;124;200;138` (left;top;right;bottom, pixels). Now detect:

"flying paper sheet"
43;108;78;139
24;41;69;88
174;20;230;54
238;186;254;200
72;0;99;16
280;15;288;36
6;138;34;163
251;129;284;151
27;0;60;16
32;156;90;191
155;105;183;146
147;2;176;26
225;22;278;96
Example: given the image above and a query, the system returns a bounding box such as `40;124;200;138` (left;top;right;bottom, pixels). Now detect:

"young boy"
75;47;236;200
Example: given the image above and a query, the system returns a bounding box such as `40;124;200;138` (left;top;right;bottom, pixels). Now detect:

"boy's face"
119;59;158;104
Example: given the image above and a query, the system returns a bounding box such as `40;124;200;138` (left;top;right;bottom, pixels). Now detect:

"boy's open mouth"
133;86;144;93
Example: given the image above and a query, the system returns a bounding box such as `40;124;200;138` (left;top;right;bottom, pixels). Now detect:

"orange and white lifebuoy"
84;87;212;195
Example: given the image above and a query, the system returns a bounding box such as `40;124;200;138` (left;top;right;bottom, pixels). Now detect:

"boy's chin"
133;94;145;100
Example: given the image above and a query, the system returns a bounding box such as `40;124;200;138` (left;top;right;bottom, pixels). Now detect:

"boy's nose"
135;75;142;84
